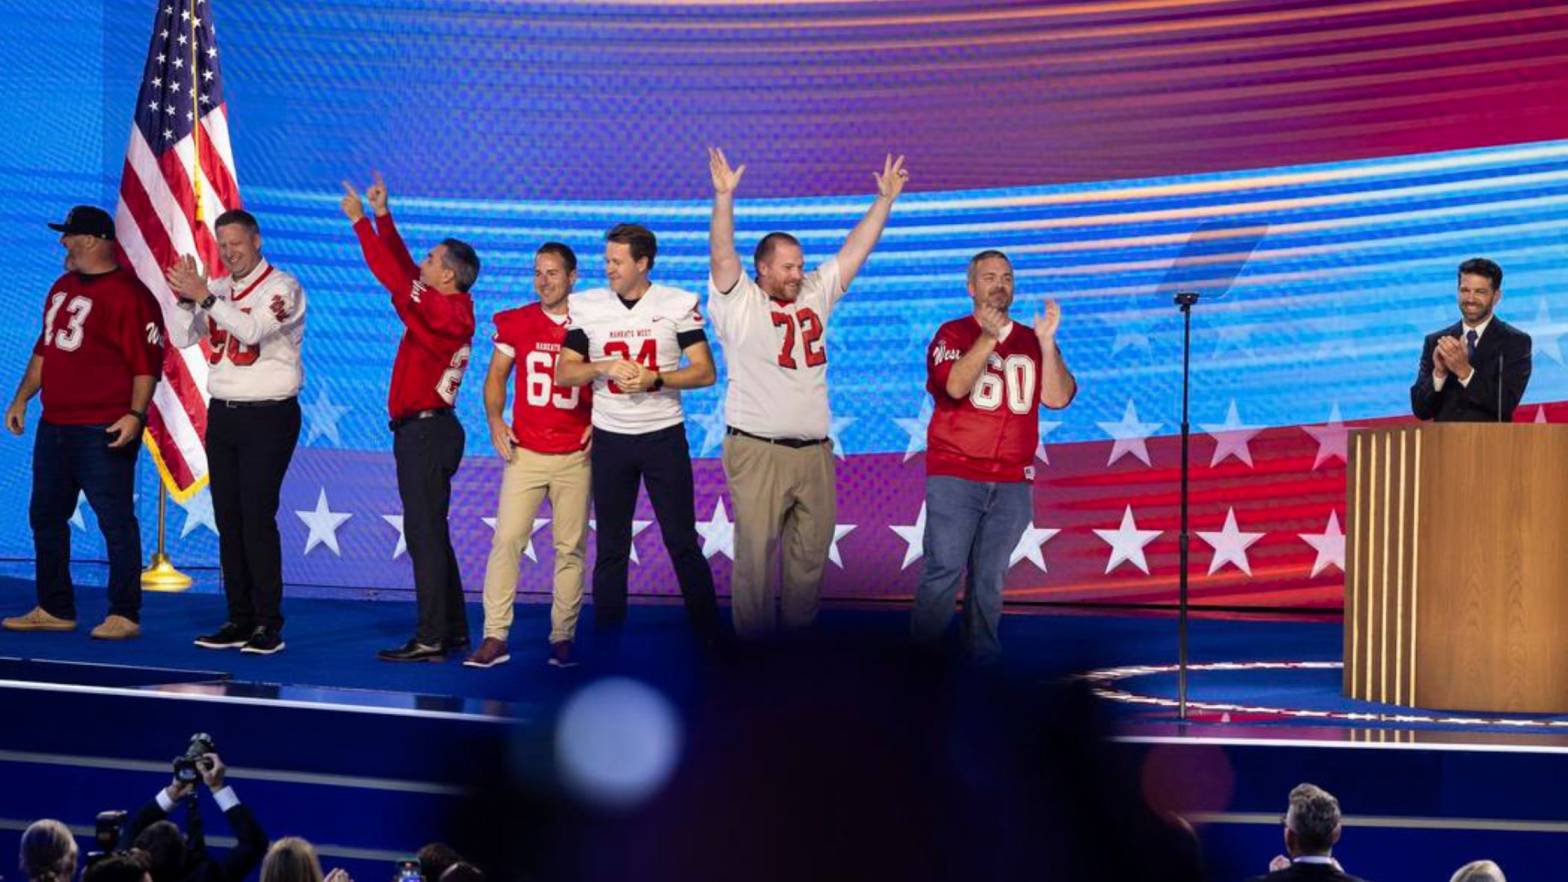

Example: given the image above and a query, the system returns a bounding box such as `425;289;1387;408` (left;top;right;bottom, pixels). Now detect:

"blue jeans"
910;475;1032;661
30;420;143;622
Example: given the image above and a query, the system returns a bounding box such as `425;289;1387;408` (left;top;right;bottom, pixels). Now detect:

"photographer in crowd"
120;739;268;882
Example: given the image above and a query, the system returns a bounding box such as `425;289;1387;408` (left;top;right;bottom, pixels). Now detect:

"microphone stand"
1175;290;1199;720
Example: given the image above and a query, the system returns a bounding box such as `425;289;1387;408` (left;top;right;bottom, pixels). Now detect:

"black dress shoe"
195;622;253;649
377;640;445;662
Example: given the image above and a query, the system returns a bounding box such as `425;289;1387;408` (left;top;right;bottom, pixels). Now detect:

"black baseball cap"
48;205;116;240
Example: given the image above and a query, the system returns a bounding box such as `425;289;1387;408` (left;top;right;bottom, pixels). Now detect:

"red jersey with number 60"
33;267;165;425
493;304;592;453
925;316;1043;483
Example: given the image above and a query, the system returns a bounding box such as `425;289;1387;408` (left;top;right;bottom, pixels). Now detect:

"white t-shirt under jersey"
566;283;706;434
708;256;844;440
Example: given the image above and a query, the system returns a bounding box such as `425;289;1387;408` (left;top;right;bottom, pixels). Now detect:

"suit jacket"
1410;317;1531;422
1244;860;1370;882
122;796;268;882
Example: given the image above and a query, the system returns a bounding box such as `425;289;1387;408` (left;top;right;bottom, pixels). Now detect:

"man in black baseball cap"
47;205;117;240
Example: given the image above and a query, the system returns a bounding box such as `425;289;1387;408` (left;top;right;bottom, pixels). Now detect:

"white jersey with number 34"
567;284;705;435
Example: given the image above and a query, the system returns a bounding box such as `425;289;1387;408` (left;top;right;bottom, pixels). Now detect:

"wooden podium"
1344;424;1568;713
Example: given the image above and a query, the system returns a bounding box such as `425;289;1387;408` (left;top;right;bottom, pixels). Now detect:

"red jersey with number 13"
33;267;165;425
925;316;1043;483
493;304;591;453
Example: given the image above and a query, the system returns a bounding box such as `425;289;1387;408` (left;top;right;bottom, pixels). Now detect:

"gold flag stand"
142;483;192;592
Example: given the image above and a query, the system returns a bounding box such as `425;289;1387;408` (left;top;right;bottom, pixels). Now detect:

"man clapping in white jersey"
556;223;721;655
706;150;908;639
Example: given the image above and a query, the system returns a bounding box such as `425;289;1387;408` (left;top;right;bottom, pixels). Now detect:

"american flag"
115;0;243;500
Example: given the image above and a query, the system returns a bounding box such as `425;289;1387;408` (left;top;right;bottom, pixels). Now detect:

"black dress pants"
590;424;719;639
393;412;468;646
207;397;300;633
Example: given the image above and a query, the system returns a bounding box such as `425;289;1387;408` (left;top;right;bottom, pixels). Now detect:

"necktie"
1466;329;1478;362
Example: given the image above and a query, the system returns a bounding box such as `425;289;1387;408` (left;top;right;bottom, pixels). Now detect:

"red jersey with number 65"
925;316;1043;483
493;304;592;454
33;267;165;425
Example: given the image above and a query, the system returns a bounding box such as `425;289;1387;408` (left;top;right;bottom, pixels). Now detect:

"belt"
726;425;829;449
389;407;455;432
212;397;295;409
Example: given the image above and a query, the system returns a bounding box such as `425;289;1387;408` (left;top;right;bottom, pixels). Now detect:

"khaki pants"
480;446;590;644
721;433;837;638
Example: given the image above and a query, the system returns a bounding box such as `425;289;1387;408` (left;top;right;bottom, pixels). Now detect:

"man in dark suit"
1246;782;1370;882
1410;257;1531;422
119;752;268;882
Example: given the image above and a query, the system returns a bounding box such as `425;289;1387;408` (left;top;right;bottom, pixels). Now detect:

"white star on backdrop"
1535;405;1550;424
1521;298;1565;367
1035;420;1062;465
889;502;927;570
1196;507;1266;576
295;489;351;556
1093;506;1161;575
893;399;933;462
827;415;855;460
302;383;350;447
70;491;89;531
1301;402;1350;469
690;393;727;456
381;514;407;560
175;487;218;538
827;523;857;568
481;515;552;563
1211;323;1256;360
696;499;734;560
1009;523;1061;572
589;518;653;564
1299;510;1346;577
1097;399;1162;467
1201;400;1261;468
1108;309;1155;356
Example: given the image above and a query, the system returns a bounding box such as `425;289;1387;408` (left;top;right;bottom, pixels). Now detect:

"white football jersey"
708;256;844;440
167;258;306;401
566;283;706;434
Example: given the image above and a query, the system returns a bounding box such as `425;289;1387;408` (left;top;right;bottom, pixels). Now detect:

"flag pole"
143;0;204;594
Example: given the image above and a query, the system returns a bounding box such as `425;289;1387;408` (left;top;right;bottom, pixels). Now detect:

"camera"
394;860;422;882
172;733;217;784
82;810;129;869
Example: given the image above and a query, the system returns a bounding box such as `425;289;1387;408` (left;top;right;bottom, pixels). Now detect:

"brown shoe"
90;615;141;640
463;637;510;668
2;607;77;632
548;640;578;669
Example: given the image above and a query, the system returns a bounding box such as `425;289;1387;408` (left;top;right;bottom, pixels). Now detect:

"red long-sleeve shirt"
351;214;475;419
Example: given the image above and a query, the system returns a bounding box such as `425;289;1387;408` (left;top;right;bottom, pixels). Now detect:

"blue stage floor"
3;572;1565;882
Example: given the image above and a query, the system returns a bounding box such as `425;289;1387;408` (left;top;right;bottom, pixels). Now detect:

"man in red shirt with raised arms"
3;206;165;640
911;249;1076;662
341;174;478;662
466;242;593;669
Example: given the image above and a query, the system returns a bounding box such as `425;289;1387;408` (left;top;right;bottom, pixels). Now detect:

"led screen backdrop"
0;0;1565;609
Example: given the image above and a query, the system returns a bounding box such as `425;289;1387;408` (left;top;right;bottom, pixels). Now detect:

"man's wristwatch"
650;375;665;392
199;293;217;310
129;409;148;425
